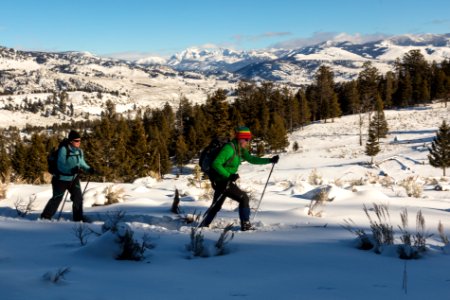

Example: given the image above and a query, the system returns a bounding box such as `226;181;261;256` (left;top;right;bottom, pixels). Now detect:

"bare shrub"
14;195;36;217
379;176;395;188
366;172;379;184
0;169;12;185
350;178;366;189
186;227;208;258
102;210;126;233
195;180;213;201
438;221;449;245
308;169;323;185
308;187;331;217
397;209;430;259
413;210;430;252
11;175;26;184
245;190;257;211
0;182;7;199
187;165;203;187
116;229;153;261
42;267;70;283
104;185;126;205
333;177;344;187
399;176;423;198
215;223;235;255
342;218;374;250
171;188;181;214
363;203;394;253
425;177;440;186
176;210;200;225
148;170;161;181
72;223;92;246
42;172;52;184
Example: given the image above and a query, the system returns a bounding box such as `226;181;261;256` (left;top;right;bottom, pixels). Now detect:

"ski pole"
251;162;275;222
57;174;78;221
82;175;91;195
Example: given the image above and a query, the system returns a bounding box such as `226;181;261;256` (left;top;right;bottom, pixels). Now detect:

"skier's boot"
239;207;254;231
240;221;255;231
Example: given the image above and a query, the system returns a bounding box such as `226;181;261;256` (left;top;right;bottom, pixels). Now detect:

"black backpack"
47;138;70;175
199;138;236;178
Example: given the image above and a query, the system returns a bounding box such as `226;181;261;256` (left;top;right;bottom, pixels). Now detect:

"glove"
270;155;280;164
229;173;240;182
88;167;96;175
71;166;81;175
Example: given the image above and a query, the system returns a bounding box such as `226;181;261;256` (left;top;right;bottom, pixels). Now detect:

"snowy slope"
0;102;449;300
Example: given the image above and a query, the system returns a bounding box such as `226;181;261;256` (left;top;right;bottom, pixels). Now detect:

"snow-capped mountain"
166;47;281;73
165;33;450;84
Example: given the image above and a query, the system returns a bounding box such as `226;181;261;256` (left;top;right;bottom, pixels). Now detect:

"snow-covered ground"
0;103;449;300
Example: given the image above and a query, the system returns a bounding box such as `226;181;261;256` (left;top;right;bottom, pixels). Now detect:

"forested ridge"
0;50;449;183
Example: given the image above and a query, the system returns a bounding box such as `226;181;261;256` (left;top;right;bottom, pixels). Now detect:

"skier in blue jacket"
41;130;94;221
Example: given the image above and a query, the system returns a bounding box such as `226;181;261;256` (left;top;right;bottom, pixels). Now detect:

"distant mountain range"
162;33;450;85
0;33;449;125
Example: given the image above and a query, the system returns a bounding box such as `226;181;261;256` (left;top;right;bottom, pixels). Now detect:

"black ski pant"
201;180;251;227
41;176;84;221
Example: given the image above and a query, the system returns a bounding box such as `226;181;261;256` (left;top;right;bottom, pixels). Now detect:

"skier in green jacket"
200;126;279;231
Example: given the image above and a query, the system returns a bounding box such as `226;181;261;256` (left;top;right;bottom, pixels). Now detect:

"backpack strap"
56;142;73;177
223;142;236;167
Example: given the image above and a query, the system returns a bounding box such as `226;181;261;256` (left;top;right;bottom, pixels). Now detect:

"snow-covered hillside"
0;103;449;300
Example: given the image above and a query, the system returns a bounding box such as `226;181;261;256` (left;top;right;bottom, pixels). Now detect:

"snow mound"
297;184;353;202
75;230;121;259
133;176;158;187
352;186;390;201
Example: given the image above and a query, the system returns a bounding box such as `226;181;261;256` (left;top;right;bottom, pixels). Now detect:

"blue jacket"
56;144;91;181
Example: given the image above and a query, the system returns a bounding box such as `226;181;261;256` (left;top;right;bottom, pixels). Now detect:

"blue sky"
1;0;449;59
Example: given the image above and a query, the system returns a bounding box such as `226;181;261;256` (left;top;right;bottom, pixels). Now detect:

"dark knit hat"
235;126;252;140
68;130;81;141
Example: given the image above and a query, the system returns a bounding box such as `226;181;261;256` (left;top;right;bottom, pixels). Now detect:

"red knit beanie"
235;126;252;140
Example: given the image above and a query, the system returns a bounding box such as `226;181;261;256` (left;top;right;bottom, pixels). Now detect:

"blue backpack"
47;139;70;175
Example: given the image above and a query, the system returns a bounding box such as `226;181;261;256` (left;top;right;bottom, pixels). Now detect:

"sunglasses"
72;139;81;142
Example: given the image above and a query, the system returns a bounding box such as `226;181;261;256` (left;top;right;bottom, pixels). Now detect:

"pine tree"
12;139;27;179
382;71;395;108
365;125;380;165
24;133;47;183
111;117;132;181
310;65;340;122
205;89;231;138
265;112;289;152
127;116;149;180
295;89;311;129
402;50;431;105
339;80;360;115
428;120;450;176
358;61;379;113
0;132;11;182
282;88;300;132
371;95;389;141
175;135;189;174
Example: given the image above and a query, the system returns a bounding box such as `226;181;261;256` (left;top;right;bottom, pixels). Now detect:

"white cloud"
272;32;391;49
101;51;168;61
233;31;292;44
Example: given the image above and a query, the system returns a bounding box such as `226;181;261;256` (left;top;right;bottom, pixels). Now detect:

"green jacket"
211;139;271;182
